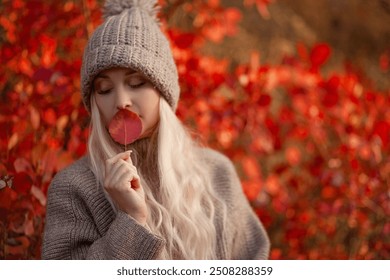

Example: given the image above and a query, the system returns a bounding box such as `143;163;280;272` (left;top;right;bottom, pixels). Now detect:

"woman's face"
93;67;160;139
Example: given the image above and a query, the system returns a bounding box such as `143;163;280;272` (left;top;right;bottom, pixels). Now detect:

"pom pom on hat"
103;0;160;23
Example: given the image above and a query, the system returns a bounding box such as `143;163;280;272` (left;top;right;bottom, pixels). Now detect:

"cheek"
148;97;160;125
95;96;112;126
138;94;160;134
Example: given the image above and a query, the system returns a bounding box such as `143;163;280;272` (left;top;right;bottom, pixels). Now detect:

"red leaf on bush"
43;108;57;125
175;33;196;49
372;121;389;148
322;76;340;107
224;8;242;36
265;174;281;196
286;146;301;166
242;181;262;201
310;43;331;69
12;172;32;195
244;0;274;19
258;94;272;107
108;109;143;146
242;156;261;178
0;187;17;209
296;42;309;62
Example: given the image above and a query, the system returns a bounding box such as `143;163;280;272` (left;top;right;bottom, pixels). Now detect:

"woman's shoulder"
196;147;240;196
196;147;236;174
49;156;96;192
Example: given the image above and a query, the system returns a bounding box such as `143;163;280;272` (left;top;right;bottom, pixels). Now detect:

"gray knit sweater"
42;148;270;259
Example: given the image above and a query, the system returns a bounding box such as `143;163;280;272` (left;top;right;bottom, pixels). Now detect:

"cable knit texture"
80;0;180;112
42;148;270;259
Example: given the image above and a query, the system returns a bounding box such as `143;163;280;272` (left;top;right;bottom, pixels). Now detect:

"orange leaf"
8;133;18;150
242;181;262;201
29;105;40;129
242;156;261;178
286;146;301;166
265;174;281;195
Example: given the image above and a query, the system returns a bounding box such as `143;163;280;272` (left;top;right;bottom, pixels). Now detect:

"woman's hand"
104;151;147;226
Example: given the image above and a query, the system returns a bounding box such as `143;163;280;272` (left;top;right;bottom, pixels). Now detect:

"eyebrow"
95;69;137;79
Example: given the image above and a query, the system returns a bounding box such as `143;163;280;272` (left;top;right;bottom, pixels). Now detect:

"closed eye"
97;88;112;95
128;81;146;89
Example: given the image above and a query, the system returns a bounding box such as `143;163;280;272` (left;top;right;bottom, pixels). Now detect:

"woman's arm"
42;165;165;260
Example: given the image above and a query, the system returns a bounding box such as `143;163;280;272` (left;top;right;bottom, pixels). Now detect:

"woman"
42;0;270;260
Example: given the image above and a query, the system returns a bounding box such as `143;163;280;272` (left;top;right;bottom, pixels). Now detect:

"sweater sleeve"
214;153;271;260
42;170;165;260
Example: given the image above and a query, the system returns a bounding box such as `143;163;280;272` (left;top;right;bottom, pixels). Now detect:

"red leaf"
265;174;281;195
373;121;389;148
286;146;301;166
242;181;262;201
13;172;32;195
310;43;331;69
258;94;271;107
322;76;340;107
175;33;196;49
296;42;309;62
43;108;57;125
244;0;273;19
108;109;143;145
255;0;272;19
0;187;17;209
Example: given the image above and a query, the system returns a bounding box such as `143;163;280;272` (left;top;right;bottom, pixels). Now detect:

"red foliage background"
0;0;389;259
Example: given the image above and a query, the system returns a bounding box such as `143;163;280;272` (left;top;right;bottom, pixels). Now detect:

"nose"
115;86;132;110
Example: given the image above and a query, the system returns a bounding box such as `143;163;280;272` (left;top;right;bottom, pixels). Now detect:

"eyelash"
129;81;146;89
96;81;146;95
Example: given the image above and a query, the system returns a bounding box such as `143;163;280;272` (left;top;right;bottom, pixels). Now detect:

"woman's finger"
105;160;126;189
106;160;141;190
110;168;132;191
106;151;131;165
124;150;134;165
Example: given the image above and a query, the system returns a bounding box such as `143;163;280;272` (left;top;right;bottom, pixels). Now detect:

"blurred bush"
0;0;389;259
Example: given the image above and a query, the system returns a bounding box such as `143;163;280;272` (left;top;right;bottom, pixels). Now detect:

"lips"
108;109;143;145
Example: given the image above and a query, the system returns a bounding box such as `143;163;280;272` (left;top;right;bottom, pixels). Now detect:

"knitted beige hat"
80;0;180;111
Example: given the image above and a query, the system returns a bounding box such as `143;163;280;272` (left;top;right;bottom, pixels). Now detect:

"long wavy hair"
87;95;228;259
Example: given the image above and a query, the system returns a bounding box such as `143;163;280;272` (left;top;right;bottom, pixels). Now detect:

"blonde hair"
88;95;228;259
